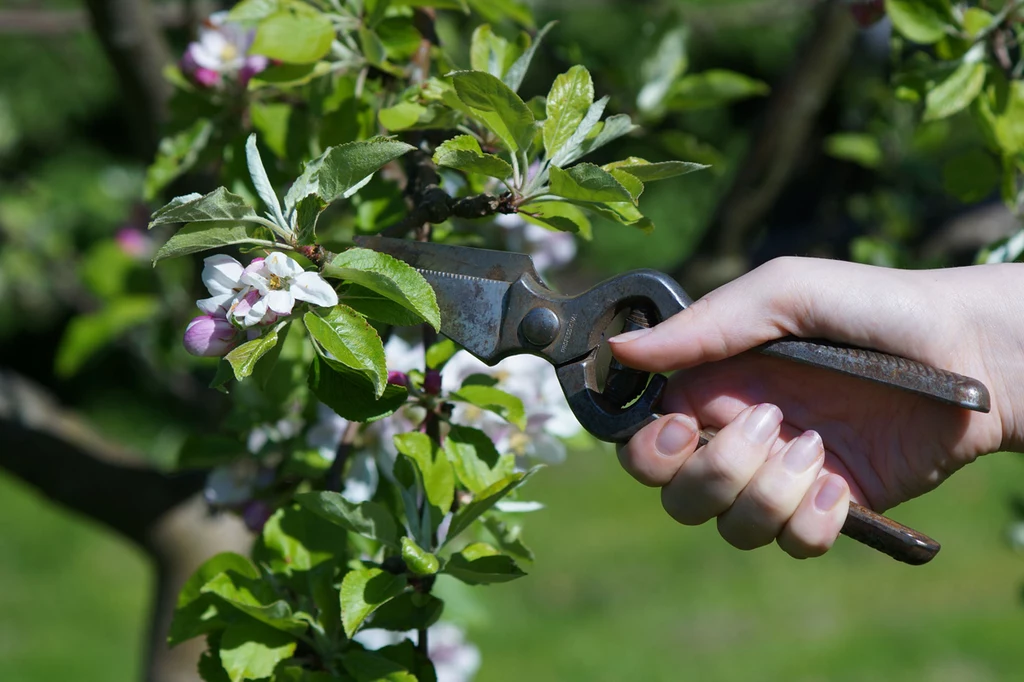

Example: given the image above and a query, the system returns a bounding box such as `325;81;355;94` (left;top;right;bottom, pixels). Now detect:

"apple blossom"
183;314;241;357
197;254;246;315
233;252;338;327
180;12;268;88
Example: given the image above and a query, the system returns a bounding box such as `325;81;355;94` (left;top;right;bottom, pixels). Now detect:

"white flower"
181;11;268;88
354;623;481;682
494;213;576;275
232;252;338;327
197;254;245;315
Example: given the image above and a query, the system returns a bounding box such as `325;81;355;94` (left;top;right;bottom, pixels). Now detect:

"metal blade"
353;236;540;283
353;236;531;363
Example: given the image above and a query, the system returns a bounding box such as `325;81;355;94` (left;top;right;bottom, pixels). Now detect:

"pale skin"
608;257;1024;558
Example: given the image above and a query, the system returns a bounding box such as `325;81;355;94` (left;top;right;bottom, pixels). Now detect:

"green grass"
1;450;1022;681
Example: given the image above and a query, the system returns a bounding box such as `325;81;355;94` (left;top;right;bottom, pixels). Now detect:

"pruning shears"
356;235;991;566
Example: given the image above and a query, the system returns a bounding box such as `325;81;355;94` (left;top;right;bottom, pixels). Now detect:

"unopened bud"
387;371;409;387
424;369;442;395
183;315;241;357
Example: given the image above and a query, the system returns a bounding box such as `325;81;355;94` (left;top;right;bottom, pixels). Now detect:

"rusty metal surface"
361;237;991;565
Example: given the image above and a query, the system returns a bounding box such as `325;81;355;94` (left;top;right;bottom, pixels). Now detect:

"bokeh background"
2;0;1024;680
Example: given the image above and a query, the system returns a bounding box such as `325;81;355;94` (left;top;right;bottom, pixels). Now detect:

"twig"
325;421;359;492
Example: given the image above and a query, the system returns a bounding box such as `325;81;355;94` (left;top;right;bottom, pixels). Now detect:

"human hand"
609;257;1022;558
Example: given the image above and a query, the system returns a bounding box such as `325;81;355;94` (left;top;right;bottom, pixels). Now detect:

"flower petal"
265;289;295;315
202;254;244;295
242;295;270;327
290;272;338;307
197;293;234;315
266;252;304;278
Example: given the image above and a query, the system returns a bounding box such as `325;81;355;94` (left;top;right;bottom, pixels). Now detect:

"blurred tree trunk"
0;370;249;682
82;0;173;155
675;0;858;294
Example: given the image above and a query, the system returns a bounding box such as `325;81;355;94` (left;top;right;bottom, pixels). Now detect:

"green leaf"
885;0;955;44
368;592;444;631
637;27;688;113
308;356;409;422
342;650;417;682
451;385;526;428
227;0;280;22
304;306;387;397
483;515;534;562
257;504;350;575
219;621;297;682
294;194;326;246
445;468;538;544
824;133;884;169
145;118;213;201
426;338;458;369
962;7;993;38
284;138;415;211
225;327;282;382
199;650;232;682
169;553;259;646
549;164;632;204
393;433;455;514
323;248;440;330
444;543;526;584
433;135;514;180
519;201;592;238
602;157;709;182
549;95;608;166
201;571;308;636
503;21;556;92
150;187;259;227
567;113;636;164
251;11;334;64
608;169;643;204
153;222;275;263
341;568;408;637
401;536;440;575
942;149;999;203
666;70;769;111
341;285;427;327
54;296;160;377
470;24;511;78
544;65;594;160
449;70;536;152
923;58;986;121
245;134;287;229
443;425;514;493
296;491;400;548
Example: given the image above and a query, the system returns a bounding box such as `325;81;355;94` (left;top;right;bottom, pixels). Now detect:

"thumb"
608;257;929;373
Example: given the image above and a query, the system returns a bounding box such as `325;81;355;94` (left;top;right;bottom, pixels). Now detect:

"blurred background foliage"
2;0;1024;680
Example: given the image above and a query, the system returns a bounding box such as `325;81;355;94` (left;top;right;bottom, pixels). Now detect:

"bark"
0;370;250;682
82;0;174;155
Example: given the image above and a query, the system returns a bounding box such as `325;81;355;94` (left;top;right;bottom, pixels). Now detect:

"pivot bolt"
520;307;560;347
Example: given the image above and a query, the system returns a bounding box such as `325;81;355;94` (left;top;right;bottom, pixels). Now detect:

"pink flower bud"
183;315;240;357
387;371;409;387
424;369;442;395
115;227;150;258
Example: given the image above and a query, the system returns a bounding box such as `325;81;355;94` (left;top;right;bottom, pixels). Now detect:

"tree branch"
82;0;174;156
0;370;205;546
672;0;858;291
380;150;517;238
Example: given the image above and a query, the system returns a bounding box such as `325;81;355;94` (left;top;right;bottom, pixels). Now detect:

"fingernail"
655;416;696;456
814;476;846;512
609;326;654;344
783;430;822;474
743;403;782;443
